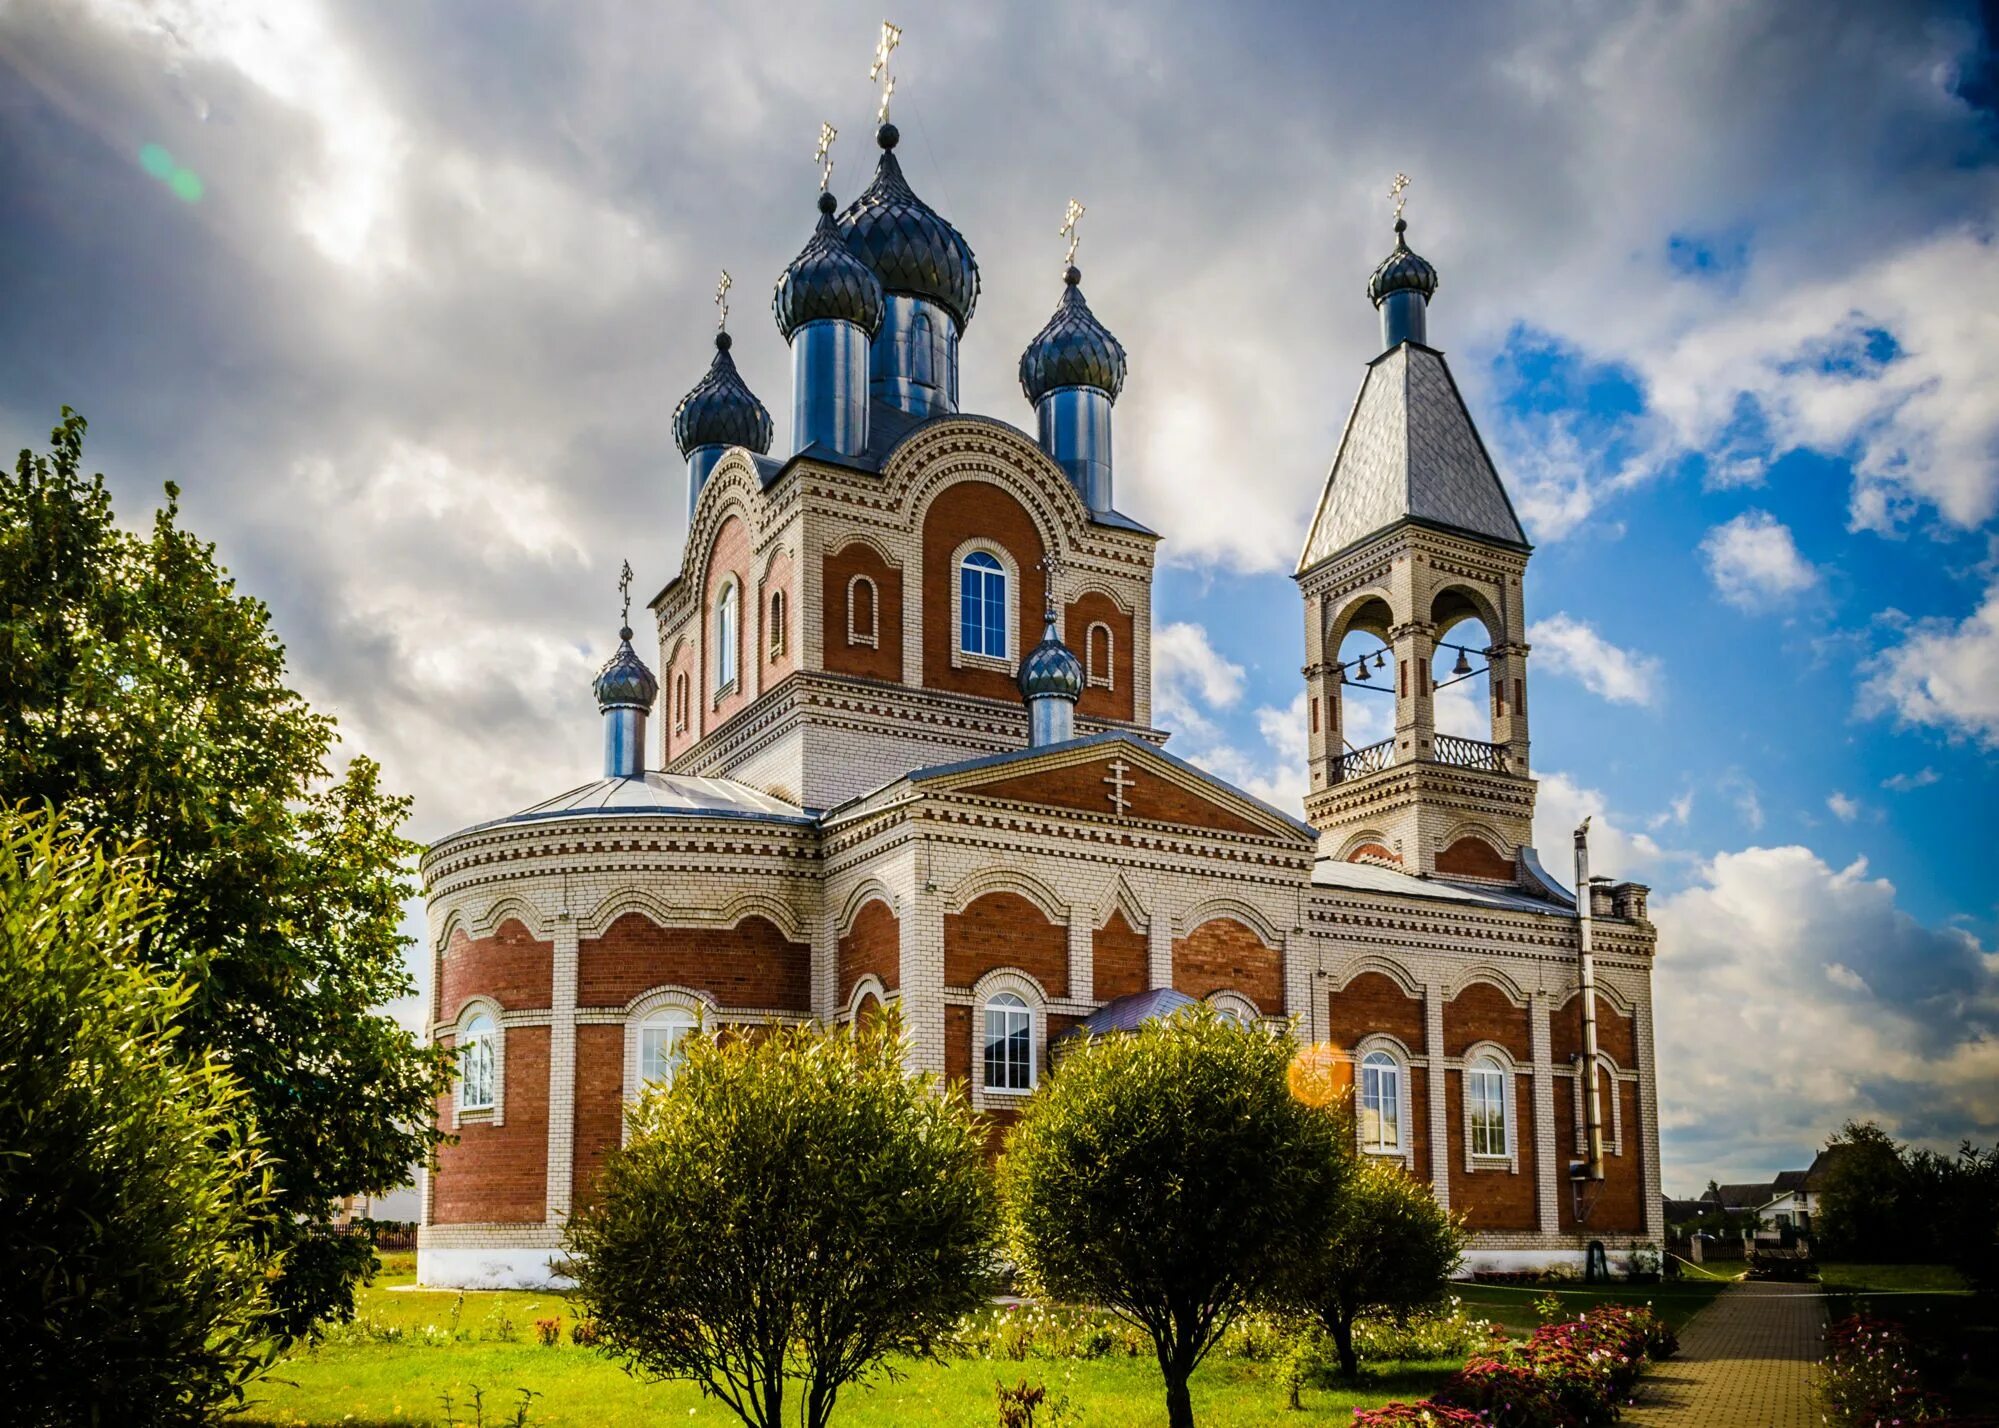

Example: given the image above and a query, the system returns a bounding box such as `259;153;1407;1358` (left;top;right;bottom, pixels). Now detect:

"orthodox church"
417;89;1663;1288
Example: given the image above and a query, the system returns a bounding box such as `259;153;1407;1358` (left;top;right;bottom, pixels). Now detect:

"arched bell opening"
1429;584;1515;774
1324;595;1396;774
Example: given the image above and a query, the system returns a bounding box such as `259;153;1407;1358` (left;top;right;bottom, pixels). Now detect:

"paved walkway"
1626;1281;1823;1427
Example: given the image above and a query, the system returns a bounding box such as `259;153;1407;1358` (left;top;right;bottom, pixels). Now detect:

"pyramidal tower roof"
1297;342;1528;572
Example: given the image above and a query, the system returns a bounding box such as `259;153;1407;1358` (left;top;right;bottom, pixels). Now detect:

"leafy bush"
1001;1009;1347;1428
534;1318;561;1347
1351;1404;1492;1427
0;810;278;1425
1352;1300;1504;1363
569;1319;601;1348
567;1016;996;1428
1822;1314;1952;1425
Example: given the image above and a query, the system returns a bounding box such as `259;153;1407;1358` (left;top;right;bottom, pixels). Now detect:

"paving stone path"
1626;1281;1823;1427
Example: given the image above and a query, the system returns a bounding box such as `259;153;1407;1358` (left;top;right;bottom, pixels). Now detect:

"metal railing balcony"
1433;734;1509;773
1332;737;1394;783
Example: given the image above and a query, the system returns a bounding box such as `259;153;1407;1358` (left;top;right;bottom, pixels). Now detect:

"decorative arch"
1333;830;1401;865
844;973;891;1020
846;572;880;646
1325;955;1422;1000
1428;581;1506;644
821;530;901;568
466;895;552;942
1177;896;1281;948
622;983;721;1018
684;456;760;555
578;888;679;940
714;890;805;943
1204;989;1264;1025
884;421;1086;547
1443;964;1530;1006
1326;588;1397;647
837;880;900;937
1560;980;1636;1017
1095;878;1150;932
969;965;1051;1006
1065;577;1134;614
945;867;1068;924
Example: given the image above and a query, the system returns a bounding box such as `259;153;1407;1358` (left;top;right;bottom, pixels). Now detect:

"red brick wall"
440;920;553;1019
838;897;901;1004
1555;1074;1646;1233
703;513;751;730
823;541;902;682
662;636;696;762
920;480;1045;701
1436;837;1514;881
431;1025;549;1224
570;1023;625;1211
759;549;795;686
579;913;810;1012
1445;1070;1539;1231
1066;591;1134;723
1172;916;1282;1016
964;759;1269;836
945;1003;971;1088
1093;909;1148;1002
1408;1066;1430;1183
1551;994;1636;1069
1349;842;1401;865
1444;981;1531;1060
944;891;1067;999
1328;971;1425;1053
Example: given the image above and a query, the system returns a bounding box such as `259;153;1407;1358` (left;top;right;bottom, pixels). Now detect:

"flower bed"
1357;1301;1678;1427
1821;1314;1953;1425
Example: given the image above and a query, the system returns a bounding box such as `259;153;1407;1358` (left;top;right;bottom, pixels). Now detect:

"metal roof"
465;773;814;833
1050;987;1199;1047
1298;343;1528;572
1311;857;1576;918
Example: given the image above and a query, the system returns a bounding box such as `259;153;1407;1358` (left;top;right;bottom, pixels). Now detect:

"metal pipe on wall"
1574;817;1606;1183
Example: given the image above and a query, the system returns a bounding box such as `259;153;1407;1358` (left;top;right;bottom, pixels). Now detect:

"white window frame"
1085;620;1115;690
1352;1037;1416;1167
846;573;879;648
981;992;1035;1097
638;1006;698;1090
714;580;740;698
672;671;690;732
450;1000;504;1129
1461;1044;1519;1172
622;991;711;1140
1204;990;1262;1028
950;541;1016;672
1358;1049;1403;1156
767;588;787;661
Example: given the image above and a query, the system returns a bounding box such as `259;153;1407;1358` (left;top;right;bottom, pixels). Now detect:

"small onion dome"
671;332;773;458
1366;218;1439;305
1019;265;1127;404
594;626;659;710
1017;609;1084;702
838;123;980;331
773;192;886;341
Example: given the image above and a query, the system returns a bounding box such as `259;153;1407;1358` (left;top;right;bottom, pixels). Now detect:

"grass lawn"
238;1265;1457;1427
1449;1278;1729;1338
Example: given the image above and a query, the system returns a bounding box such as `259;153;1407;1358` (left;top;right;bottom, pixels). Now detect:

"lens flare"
1288;1042;1351;1108
138;142;204;203
138;142;175;179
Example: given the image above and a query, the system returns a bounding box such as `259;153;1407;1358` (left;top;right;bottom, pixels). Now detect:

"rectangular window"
1359;1056;1400;1152
982;999;1032;1093
1468;1066;1507;1157
960;555;1007;658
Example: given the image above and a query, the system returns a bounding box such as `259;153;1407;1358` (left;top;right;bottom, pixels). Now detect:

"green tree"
0;807;277;1425
0;410;453;1335
1816;1120;1909;1262
1280;1153;1467;1379
566;1016;998;1428
999;1010;1347;1428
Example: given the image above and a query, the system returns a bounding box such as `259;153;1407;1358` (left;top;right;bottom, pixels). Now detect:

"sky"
3;0;1996;1191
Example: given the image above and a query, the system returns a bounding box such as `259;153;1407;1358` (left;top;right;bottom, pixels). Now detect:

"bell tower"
1295;201;1540;883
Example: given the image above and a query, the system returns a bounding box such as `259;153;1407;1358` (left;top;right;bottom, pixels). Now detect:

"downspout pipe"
1573;817;1606;1183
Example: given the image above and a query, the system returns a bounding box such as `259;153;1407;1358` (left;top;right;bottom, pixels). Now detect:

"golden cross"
1060;197;1085;267
870;20;901;122
1389;171;1411;222
714;270;732;331
814;121;838;192
618;559;634;628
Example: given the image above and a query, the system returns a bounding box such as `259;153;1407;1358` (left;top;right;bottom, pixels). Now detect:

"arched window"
1086;621;1114;689
459;1014;495;1111
910;308;934;387
1467;1054;1508;1158
982;992;1033;1094
847;573;879;647
673;671;690;731
1359;1049;1401;1154
640;1007;698;1088
768;589;787;661
959;551;1007;659
715;582;739;691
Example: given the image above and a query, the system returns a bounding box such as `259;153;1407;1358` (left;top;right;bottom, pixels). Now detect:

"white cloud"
1529;770;1674;888
1649;789;1694;831
1827;791;1861;822
1528;613;1663;706
1153;621;1244;722
1881;767;1940;792
1860;580;1999;749
1699;510;1820;610
1653;845;1999;1177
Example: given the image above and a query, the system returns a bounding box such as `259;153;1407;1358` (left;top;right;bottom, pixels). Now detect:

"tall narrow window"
910;309;934;387
673;672;689;731
982;993;1033;1093
1086;622;1114;688
847;574;878;646
1359;1049;1401;1153
960;551;1007;659
715;582;739;690
459;1014;495;1111
768;589;787;660
1468;1055;1508;1158
640;1008;697;1087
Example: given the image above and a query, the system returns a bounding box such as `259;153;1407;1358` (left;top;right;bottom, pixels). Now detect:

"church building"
416;89;1663;1288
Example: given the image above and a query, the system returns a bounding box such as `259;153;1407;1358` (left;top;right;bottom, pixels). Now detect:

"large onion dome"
671;332;773;458
838;124;980;330
773;192;886;341
1367;218;1439;305
594;626;659;710
1017;609;1084;702
1019;266;1127;403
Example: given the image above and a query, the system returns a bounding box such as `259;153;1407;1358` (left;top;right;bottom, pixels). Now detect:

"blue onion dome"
838;124;980;331
594;626;659;710
1019;265;1127;404
773;191;886;341
671;331;773;458
1367;218;1439;305
1018;609;1084;702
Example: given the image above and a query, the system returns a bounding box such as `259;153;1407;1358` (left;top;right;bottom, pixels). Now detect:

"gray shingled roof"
1297;344;1528;572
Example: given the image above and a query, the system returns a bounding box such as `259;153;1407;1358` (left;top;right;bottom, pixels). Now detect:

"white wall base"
416;1245;576;1291
1460;1247;1641;1277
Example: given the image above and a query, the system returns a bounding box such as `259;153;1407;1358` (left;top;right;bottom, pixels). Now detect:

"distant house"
1692;1148;1846;1234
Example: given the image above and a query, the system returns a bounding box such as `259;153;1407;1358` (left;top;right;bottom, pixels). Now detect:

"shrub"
1822;1314;1952;1426
1421;1302;1676;1427
569;1319;601;1349
534;1318;561;1347
567;1015;997;1428
1351;1403;1493;1426
1001;1009;1347;1428
0;810;278;1426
